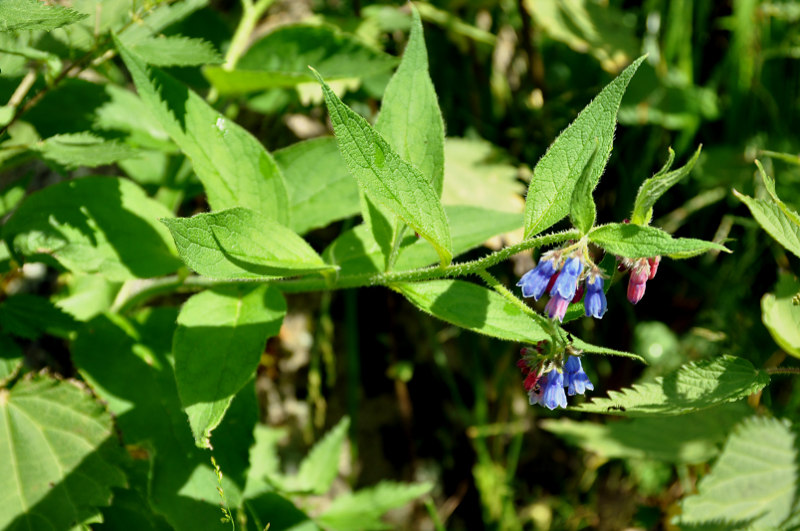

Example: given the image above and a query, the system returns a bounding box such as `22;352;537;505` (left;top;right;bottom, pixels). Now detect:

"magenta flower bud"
627;277;647;304
648;256;661;279
545;294;569;321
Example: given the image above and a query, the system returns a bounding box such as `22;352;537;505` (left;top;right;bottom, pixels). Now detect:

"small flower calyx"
517;343;594;410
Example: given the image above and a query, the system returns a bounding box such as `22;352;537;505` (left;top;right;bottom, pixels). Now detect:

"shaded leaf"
0;334;23;387
677;417;798;529
575;355;769;416
0;0;87;32
312;69;452;266
33;133;137;169
541;402;751;464
523;56;644;238
162;207;332;279
316;481;432;531
569;140;599;234
0;377;126;530
0;294;78;339
130;36;222;67
115;36;289;221
3;177;181;281
588;223;729;259
174;285;286;448
274;137;359;235
204;24;397;94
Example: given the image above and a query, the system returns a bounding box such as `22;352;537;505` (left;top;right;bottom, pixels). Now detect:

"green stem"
112;228;579;310
765;367;800;375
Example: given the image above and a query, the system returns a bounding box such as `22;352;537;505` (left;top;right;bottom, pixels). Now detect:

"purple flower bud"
517;256;558;300
544;294;569;322
584;275;607;319
541;370;567;410
564;356;594;396
550;256;583;300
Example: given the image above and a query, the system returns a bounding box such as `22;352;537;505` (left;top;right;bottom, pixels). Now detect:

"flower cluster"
620;256;661;304
517;248;607;322
517;344;594;410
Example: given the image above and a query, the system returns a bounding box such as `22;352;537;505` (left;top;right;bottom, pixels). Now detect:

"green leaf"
203;24;398;94
94;84;173;151
631;146;702;225
569;336;645;362
324;206;522;276
0;175;29;217
117;0;207;48
0;0;88;32
54;274;119;322
274;137;360;235
588;223;729;259
162;207;333;279
269;417;350;495
130;35;222;67
174;284;285;448
0;294;78;339
733;161;800;260
316;481;432;531
569;140;599;234
0;377;126;530
245;492;317;531
523;56;645;238
541;402;751;464
72;311;257;531
441;138;526;213
676;417;798;529
393;280;549;343
115;36;289;222
376;5;445;195
761;274;800;359
243;424;286;498
312;68;452;266
3;176;181;281
575;355;769;417
0;334;23;387
33;132;137;169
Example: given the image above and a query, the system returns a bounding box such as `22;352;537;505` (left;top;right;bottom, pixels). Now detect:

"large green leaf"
761;274;800;359
0;294;78;339
0;377;126;530
274;137;359;235
203;24;397;94
174;285;286;448
312;69;452;267
162;207;332;279
588;223;729;259
0;0;87;32
523;56;644;238
376;5;444;195
393;279;549;343
72;310;257;531
316;481;432;531
734;162;800;260
676;417;798;529
115;36;289;222
541;402;751;464
3;177;181;281
631;146;702;226
324;206;522;276
575;355;769;416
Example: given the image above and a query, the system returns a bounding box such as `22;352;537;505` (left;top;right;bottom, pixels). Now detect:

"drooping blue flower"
564;355;594;396
517;255;558;300
541;369;567;410
584;275;607;319
550;256;583;300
